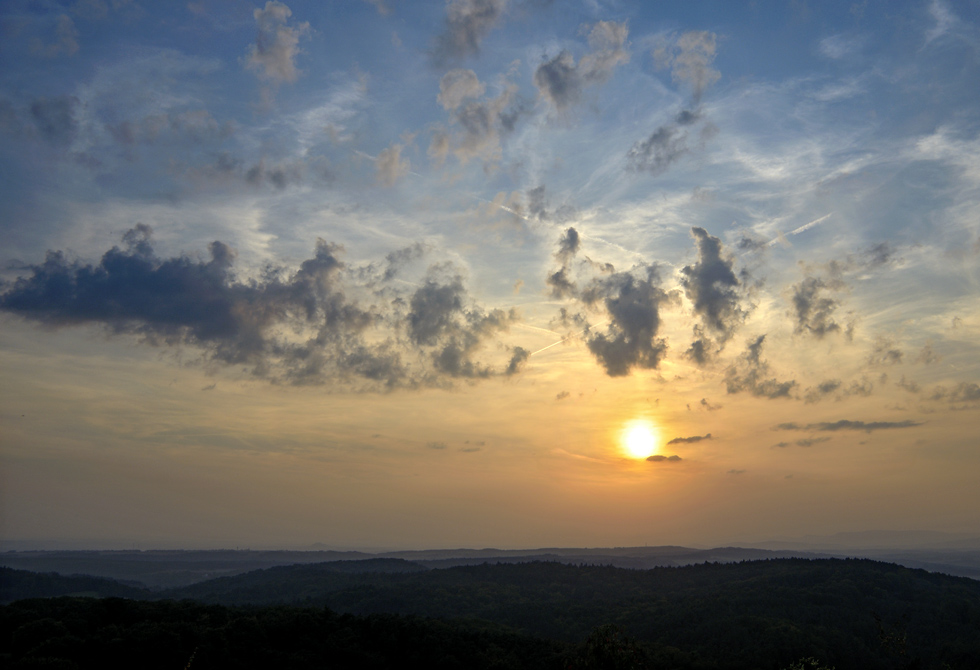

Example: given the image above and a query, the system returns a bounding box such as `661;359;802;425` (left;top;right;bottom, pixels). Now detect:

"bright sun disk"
622;421;658;459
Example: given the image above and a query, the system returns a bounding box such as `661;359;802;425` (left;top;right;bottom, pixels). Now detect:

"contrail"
529;321;608;356
768;213;833;247
514;323;562;336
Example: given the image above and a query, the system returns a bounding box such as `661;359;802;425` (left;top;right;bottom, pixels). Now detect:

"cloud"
407;268;519;379
654;30;720;104
626;124;689;175
680;227;744;358
724;335;796;399
727;469;745;475
819;33;862;60
556;390;570;400
433;0;508;63
363;0;391;15
376;142;411;186
582;266;669;377
925;0;955;44
804;379;841;403
31;14;80;59
107;109;233;147
667;433;711;445
246;1;310;84
555;226;580;262
775;420;923;432
914;342;940;365
437;69;486;111
628;32;720;175
533;21;629;111
700;398;721;411
867;336;903;367
790;261;850;339
546;227;580;298
434;69;522;165
647;454;682;462
382;243;428;281
0;227;523;389
930;382;980;404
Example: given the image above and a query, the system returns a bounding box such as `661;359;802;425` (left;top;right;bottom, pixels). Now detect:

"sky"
1;0;979;551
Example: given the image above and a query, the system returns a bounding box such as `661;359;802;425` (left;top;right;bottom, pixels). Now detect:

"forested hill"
4;558;980;669
157;557;980;669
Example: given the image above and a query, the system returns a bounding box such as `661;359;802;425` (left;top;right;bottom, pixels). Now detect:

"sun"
621;420;659;459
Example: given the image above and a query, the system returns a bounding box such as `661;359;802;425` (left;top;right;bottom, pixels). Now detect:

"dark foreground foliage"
0;597;569;670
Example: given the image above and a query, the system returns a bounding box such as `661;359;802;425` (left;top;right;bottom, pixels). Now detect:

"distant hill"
0;567;149;603
0;545;842;588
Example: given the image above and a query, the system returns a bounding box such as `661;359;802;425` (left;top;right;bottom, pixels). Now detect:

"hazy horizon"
2;1;979;551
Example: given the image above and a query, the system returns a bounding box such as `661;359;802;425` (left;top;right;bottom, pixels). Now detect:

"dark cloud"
795;437;831;447
775;420;923;432
804;379;842;403
0;227;524;390
897;375;921;393
930;382;980;404
533;21;629;111
505;346;529;375
434;69;523;165
546;267;576;299
790;262;849;339
727;469;745;475
804;377;876;403
700;397;721;411
647;454;682;462
627;31;720;175
527;185;548;220
667;433;711;445
408;276;466;346
582;266;669;377
675;108;701;126
680;227;744;358
408;269;519;379
863;242;894;268
724;335;796;399
31;96;79;146
432;0;508;63
867;336;903;366
427;441;448;450
736;234;767;253
382;243;427;281
545;227;581;299
626;124;688;175
556;390;570;400
684;329;712;366
555;227;580;262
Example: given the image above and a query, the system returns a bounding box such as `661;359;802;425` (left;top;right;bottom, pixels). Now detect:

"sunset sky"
2;0;979;550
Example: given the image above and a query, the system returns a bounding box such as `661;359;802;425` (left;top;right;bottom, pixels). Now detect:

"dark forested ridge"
3;558;980;669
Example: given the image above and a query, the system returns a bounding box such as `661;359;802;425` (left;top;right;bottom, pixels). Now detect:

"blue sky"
1;0;979;549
